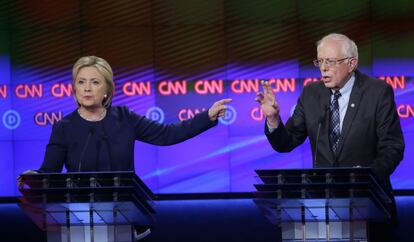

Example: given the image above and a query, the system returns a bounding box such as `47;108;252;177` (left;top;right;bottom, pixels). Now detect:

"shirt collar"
331;72;355;96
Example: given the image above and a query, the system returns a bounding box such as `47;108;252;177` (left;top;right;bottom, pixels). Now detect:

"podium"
254;168;393;242
18;171;155;242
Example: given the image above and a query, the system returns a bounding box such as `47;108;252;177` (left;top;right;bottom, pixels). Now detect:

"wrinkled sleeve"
370;84;405;181
130;109;218;146
265;89;308;152
38;122;67;172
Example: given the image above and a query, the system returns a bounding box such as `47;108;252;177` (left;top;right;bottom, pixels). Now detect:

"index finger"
216;98;232;105
261;81;273;95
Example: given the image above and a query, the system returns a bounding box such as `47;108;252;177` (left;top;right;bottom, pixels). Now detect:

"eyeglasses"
313;57;353;67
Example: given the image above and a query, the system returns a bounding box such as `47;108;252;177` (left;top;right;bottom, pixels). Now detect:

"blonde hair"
72;56;114;108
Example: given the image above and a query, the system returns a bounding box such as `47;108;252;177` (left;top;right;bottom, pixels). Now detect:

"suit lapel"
336;72;364;158
318;84;336;163
318;85;331;115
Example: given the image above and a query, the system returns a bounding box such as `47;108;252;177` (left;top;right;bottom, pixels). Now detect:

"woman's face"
74;66;108;110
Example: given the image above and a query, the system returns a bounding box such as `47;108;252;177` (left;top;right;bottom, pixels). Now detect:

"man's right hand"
17;170;38;189
255;80;281;128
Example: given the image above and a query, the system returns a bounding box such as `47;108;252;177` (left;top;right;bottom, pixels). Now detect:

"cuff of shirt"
266;121;277;133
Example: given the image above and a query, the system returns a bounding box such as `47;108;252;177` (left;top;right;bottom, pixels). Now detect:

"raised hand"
255;81;280;128
208;98;233;121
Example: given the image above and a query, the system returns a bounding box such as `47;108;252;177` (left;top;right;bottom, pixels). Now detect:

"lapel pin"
351;103;355;108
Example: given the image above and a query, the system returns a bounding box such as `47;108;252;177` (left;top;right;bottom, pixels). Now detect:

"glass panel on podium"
19;171;155;242
254;168;393;241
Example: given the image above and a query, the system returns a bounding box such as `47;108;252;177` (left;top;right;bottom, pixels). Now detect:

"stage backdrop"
0;1;413;196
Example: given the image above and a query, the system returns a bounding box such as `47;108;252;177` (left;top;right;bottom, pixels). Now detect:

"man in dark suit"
256;33;404;241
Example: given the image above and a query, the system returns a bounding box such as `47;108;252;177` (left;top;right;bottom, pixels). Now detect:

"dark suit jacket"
266;70;405;183
39;106;217;172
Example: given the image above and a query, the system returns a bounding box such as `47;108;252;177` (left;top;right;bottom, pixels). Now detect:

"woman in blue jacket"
19;56;231;240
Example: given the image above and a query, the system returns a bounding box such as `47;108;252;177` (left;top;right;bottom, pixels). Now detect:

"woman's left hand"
208;98;232;121
17;169;38;189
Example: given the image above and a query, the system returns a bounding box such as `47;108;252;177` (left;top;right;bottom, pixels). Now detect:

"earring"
104;94;108;98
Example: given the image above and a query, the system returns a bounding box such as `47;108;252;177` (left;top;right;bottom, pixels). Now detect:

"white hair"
317;33;358;59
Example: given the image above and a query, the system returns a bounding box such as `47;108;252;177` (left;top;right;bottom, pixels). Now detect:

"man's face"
317;39;356;90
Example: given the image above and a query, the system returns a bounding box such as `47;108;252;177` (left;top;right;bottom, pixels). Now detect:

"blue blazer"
40;106;217;172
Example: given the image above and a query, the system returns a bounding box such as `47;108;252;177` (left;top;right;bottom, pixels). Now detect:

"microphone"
101;127;114;170
95;140;101;171
78;128;95;172
313;105;328;167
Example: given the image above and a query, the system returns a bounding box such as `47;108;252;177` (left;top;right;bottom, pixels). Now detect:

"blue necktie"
329;91;341;155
